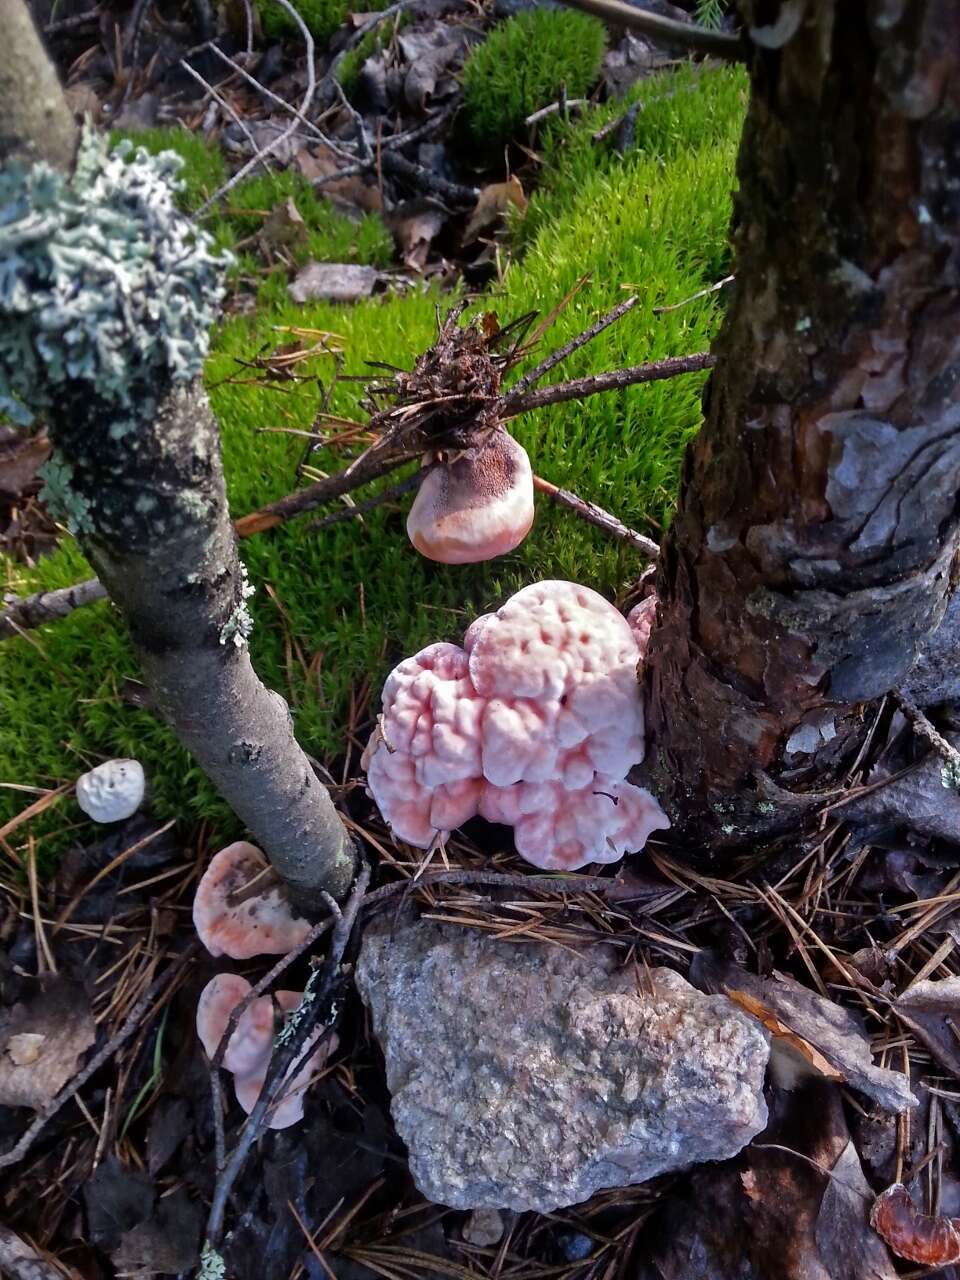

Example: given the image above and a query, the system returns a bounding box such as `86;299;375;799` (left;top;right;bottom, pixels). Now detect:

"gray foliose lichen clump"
0;125;229;430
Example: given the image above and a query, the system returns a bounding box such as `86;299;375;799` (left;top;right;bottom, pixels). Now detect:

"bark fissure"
644;0;960;846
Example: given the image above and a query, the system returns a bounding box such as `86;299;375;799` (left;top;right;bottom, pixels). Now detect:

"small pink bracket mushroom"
406;428;534;564
193;842;313;960
363;580;669;870
197;974;337;1129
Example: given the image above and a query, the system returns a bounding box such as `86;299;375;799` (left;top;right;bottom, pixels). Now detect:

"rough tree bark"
0;2;356;906
644;0;960;847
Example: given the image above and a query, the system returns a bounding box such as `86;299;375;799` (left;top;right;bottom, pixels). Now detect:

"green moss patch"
0;65;747;853
460;8;606;148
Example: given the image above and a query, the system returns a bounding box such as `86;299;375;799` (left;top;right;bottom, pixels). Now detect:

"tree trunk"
644;0;960;848
0;1;356;906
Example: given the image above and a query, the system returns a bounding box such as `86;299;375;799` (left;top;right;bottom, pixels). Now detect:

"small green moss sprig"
0;126;231;428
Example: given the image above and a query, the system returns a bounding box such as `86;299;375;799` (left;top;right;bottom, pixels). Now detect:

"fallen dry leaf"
692;952;916;1113
397;25;470;111
635;1085;897;1280
462;176;528;246
388;199;446;272
259;197;308;252
288;262;383;304
870;1183;960;1266
0;975;95;1110
0;428;51;499
295;144;383;214
894;974;960;1077
724;986;844;1088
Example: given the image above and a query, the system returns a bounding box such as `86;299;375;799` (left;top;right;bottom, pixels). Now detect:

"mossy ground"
0;65;746;854
459;8;607;149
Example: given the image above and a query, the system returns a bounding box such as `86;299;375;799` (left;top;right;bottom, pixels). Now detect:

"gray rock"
355;918;770;1212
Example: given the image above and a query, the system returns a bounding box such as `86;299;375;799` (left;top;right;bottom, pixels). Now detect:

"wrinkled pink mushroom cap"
193;842;313;960
196;974;336;1129
479;776;670;870
364;580;668;869
406;430;534;564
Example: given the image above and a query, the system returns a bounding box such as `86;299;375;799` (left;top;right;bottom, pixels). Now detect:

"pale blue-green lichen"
0;125;230;427
941;758;960;790
219;560;256;649
37;450;94;534
277;966;322;1047
198;1243;226;1280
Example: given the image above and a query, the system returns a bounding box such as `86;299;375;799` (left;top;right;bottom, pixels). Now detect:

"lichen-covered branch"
643;0;960;846
0;1;355;905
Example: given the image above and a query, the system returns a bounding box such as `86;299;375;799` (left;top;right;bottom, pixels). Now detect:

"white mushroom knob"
75;758;145;823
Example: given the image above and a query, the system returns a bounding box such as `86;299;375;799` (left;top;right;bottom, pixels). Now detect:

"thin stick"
510;295;639;397
0;943;200;1170
0;580;107;641
235;448;409;536
305;472;421;532
533;474;659;557
653;274;734;315
202;43;354;161
197;0;317;214
205;866;370;1247
178;58;266;166
207;914;335;1173
360;867;616;913
557;0;743;60
3;340;712;634
44;7;100;32
525;98;588;126
503;351;715;416
0;1224;65;1280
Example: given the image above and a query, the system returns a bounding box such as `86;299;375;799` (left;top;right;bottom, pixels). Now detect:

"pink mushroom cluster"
196;973;336;1129
363;580;669;870
193;843;333;1129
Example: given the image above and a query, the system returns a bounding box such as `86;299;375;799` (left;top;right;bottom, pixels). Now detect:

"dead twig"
510;294;640;397
503;351;716;416
4;310;710;636
178;57;267;168
525;98;588;126
0;1223;67;1280
207;913;336;1173
653;274;734;315
205;864;370;1248
305;471;422;532
197;0;317;214
557;0;744;60
532;474;659;556
44;7;100;32
361;867;616;912
0;942;200;1170
0;580;107;641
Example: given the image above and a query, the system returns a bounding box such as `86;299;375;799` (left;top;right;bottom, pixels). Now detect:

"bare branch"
0;0;78;169
532;474;659;557
557;0;744;60
205;864;370;1248
503;352;716;415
